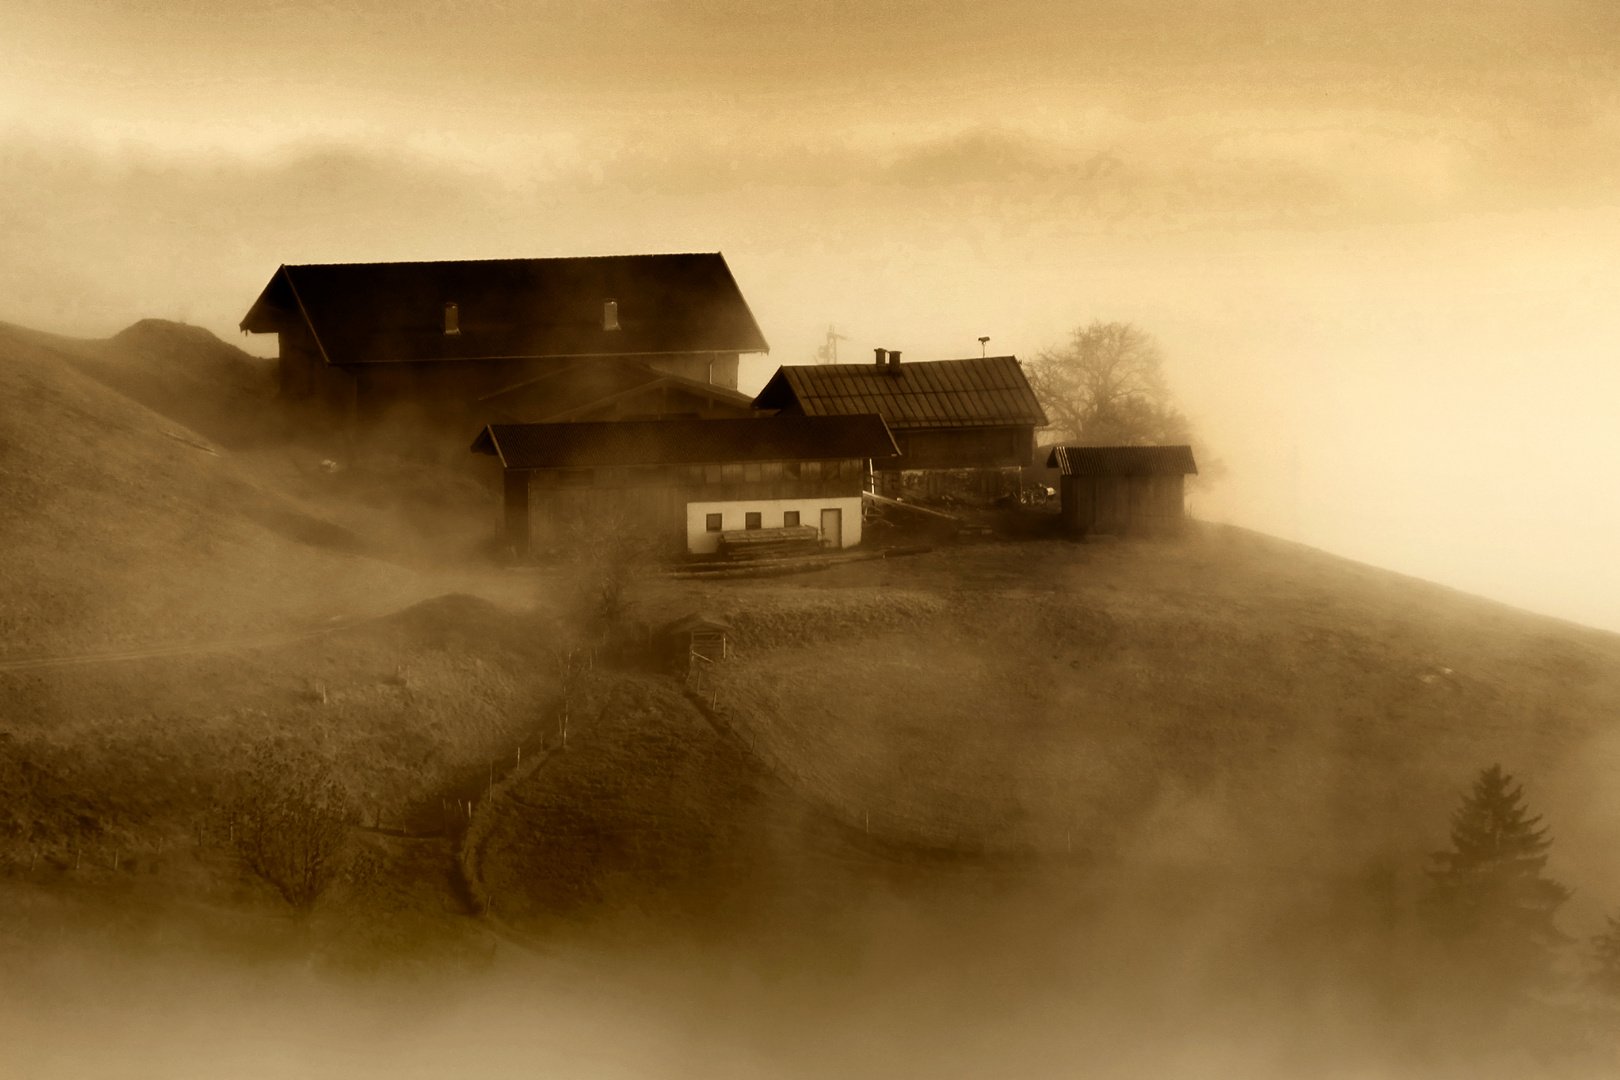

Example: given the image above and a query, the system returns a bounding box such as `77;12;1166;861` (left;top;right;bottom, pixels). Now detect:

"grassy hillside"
664;532;1620;925
0;593;567;971
4;316;1620;1073
19;318;286;450
0;321;507;658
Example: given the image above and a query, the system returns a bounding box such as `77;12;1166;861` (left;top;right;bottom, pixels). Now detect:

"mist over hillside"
2;318;1619;1076
5;3;1620;1071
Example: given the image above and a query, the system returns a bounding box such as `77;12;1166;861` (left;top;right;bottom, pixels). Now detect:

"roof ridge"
283;252;725;270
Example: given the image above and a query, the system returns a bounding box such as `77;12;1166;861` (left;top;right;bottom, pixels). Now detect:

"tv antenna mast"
816;325;849;364
978;336;990;357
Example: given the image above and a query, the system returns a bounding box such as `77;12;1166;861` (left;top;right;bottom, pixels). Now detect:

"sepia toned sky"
4;1;1619;629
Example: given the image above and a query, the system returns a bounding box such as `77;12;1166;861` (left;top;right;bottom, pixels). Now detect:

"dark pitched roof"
239;253;770;365
471;415;900;469
1045;445;1198;476
751;356;1048;430
478;358;756;423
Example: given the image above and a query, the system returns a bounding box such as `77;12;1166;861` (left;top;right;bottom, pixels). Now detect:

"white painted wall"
685;497;863;554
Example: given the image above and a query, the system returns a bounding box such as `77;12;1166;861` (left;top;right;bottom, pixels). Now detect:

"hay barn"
751;351;1048;498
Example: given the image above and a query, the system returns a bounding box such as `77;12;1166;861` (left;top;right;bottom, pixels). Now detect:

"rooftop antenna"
978;336;990;357
816;324;849;364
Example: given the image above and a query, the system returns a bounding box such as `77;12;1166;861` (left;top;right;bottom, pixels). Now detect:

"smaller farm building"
472;415;900;556
1046;445;1198;536
751;352;1048;496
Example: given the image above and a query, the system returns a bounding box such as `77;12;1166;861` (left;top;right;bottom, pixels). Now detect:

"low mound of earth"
656;531;1620;924
474;673;994;951
0;594;564;968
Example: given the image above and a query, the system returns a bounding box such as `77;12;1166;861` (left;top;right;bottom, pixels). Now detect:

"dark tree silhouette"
562;505;660;629
225;741;354;913
1591;915;1620;995
1026;321;1193;446
1426;764;1570;974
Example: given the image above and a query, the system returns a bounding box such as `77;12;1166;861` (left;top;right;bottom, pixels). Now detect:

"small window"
783;511;800;527
443;302;460;335
705;513;722;532
603;299;620;331
745;512;762;530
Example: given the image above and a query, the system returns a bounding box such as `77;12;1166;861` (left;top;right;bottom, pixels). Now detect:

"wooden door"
820;508;842;548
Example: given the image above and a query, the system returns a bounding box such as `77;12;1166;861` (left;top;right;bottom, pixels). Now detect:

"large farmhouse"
1046;445;1198;536
240;253;769;433
751;351;1048;496
472;415;899;556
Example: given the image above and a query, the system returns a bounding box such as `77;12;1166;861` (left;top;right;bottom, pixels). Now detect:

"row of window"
681;459;860;485
705;509;807;532
544;458;863;488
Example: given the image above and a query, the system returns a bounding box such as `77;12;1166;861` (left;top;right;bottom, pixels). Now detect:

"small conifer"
1426;764;1570;974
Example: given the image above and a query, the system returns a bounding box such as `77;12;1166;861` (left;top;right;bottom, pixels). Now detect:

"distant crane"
978;336;990;357
815;325;849;364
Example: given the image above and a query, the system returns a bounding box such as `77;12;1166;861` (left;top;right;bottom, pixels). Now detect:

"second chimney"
887;349;902;374
874;347;887;369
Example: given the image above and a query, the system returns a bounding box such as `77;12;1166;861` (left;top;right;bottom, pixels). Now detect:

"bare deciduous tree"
562;506;662;628
225;740;354;913
1026;320;1192;446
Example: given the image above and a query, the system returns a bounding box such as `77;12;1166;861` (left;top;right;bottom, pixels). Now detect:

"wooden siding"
511;458;867;554
646;352;739;390
880;425;1034;470
1059;474;1186;536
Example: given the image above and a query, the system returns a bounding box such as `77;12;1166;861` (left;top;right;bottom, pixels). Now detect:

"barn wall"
1058;473;1187;536
646;352;740;389
883;425;1034;470
276;322;322;400
684;497;863;554
514;458;867;556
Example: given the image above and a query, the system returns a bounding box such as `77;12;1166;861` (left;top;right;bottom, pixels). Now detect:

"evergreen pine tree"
1426;765;1570;973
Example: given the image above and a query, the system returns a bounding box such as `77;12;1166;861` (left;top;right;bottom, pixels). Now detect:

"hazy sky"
4;0;1619;629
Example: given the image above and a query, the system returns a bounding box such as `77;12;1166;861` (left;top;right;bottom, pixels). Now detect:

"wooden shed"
1046;445;1198;536
659;614;734;673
